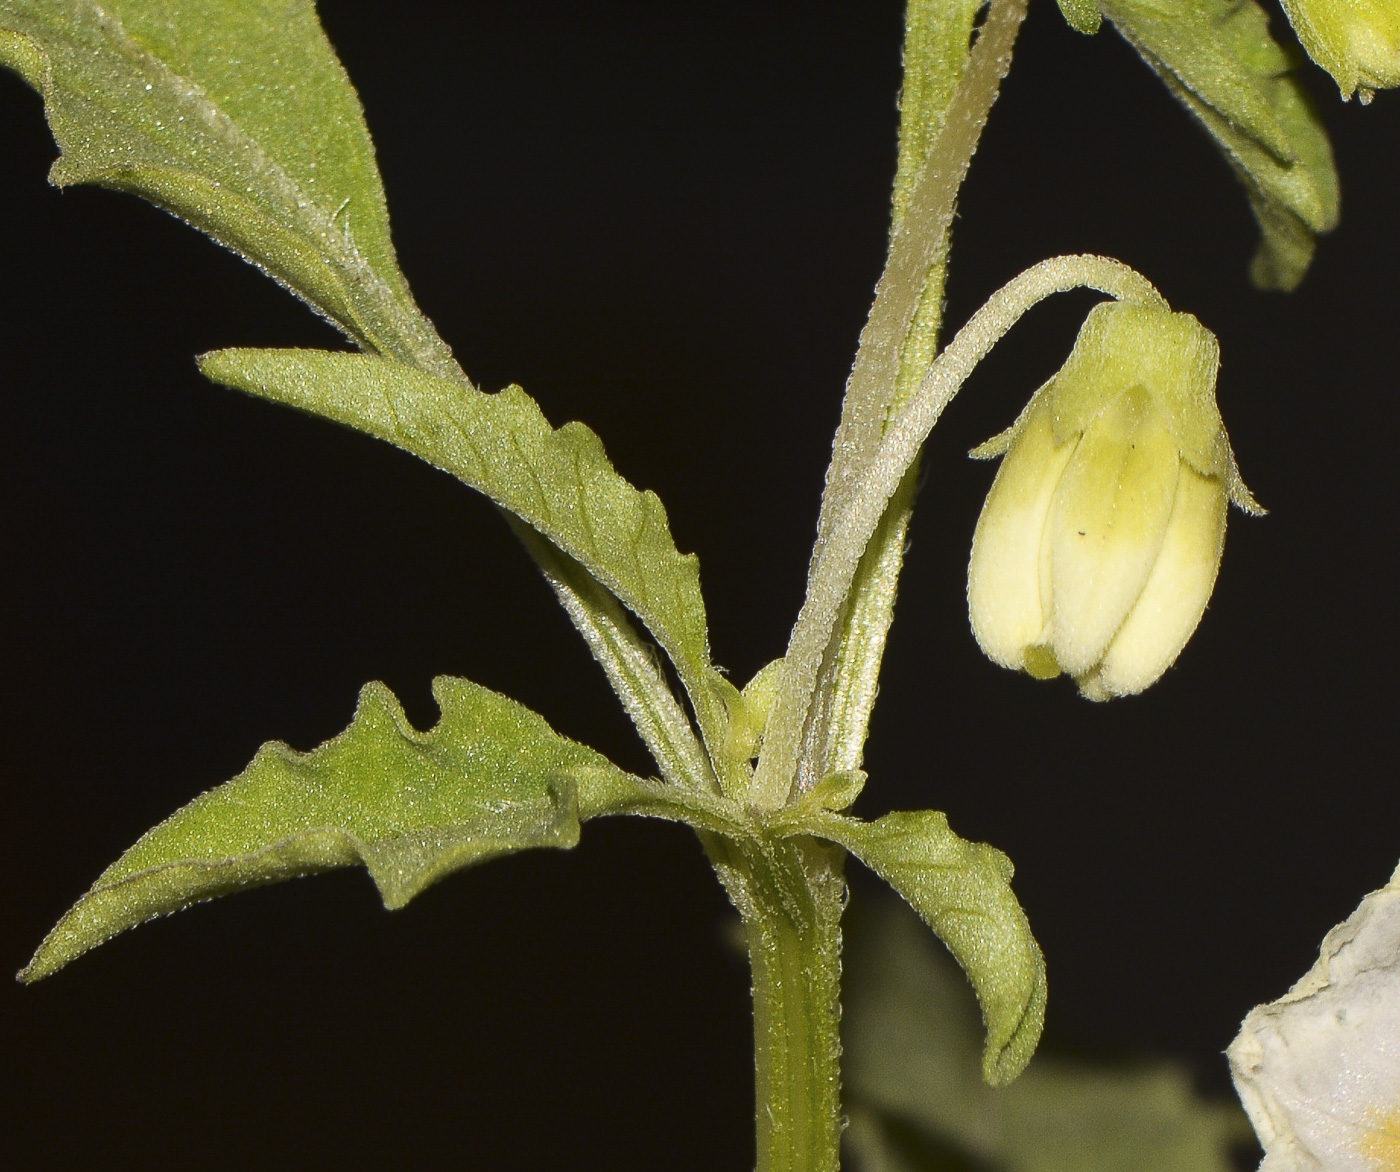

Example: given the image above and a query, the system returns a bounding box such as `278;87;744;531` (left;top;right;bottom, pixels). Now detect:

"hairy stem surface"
707;834;847;1172
754;0;1028;807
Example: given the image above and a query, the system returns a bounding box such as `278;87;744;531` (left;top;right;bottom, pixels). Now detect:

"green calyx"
1042;303;1226;479
1032;302;1262;513
1280;0;1400;100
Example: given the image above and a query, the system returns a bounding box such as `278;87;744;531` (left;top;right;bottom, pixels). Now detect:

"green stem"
707;834;847;1172
753;0;1027;810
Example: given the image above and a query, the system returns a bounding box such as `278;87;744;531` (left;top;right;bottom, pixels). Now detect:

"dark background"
2;1;1396;1167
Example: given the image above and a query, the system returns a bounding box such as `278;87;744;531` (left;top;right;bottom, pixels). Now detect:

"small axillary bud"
966;302;1261;701
1280;0;1400;101
723;658;785;764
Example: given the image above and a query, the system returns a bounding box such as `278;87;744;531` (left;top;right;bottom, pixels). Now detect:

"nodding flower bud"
1280;0;1400;101
966;302;1261;701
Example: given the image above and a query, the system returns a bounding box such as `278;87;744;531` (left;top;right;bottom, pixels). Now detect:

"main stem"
708;834;847;1172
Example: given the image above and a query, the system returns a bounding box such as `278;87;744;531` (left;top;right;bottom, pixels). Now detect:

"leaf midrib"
69;1;385;295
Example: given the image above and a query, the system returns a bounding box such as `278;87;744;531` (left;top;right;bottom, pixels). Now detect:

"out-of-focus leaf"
845;1103;997;1172
843;898;1253;1172
0;0;453;374
793;808;1045;1086
1103;0;1339;290
198;348;733;785
21;676;724;983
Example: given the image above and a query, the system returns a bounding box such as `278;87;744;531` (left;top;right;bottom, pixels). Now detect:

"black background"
2;1;1396;1167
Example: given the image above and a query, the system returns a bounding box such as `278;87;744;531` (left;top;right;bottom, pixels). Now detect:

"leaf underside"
20;676;660;983
804;809;1046;1086
0;0;453;373
1103;0;1339;291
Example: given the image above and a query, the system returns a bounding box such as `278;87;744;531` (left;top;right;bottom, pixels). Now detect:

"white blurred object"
1229;863;1400;1170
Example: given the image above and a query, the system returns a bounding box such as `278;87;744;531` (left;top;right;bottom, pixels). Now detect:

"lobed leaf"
794;808;1046;1086
20;676;732;983
1102;0;1339;290
198;348;733;790
0;0;453;373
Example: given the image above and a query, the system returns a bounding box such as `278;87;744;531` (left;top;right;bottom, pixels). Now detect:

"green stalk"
706;834;848;1172
752;0;1028;810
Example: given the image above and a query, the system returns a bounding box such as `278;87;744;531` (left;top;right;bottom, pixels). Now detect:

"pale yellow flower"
967;302;1259;699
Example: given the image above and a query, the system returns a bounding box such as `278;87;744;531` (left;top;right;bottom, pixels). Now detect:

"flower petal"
968;394;1075;671
1091;465;1228;698
1229;864;1400;1170
1045;385;1179;677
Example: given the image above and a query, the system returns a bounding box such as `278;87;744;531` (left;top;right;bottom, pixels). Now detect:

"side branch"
816;0;1028;550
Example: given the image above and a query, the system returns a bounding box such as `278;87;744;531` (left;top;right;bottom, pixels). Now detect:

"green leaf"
197;348;735;792
794;808;1046;1086
1102;0;1339;290
21;676;733;983
891;0;996;232
837;0;1007;636
1056;0;1104;36
0;0;454;374
843;897;1251;1171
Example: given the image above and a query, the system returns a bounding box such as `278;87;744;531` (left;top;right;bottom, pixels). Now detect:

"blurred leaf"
21;676;721;983
199;348;732;782
0;0;453;372
845;1104;998;1172
1103;0;1339;290
794;808;1045;1086
843;898;1252;1172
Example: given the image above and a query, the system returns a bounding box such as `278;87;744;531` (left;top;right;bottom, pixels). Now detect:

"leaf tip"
16;890;130;984
1056;0;1103;35
980;948;1048;1086
195;347;253;389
